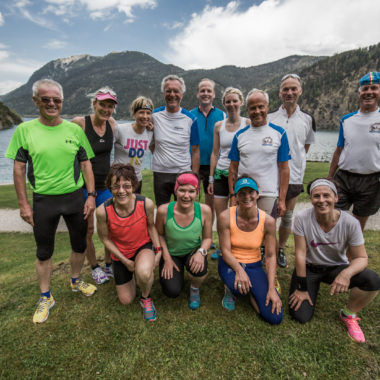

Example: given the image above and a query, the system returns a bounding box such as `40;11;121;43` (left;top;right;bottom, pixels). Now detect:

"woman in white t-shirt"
113;96;154;193
289;178;380;343
208;87;250;259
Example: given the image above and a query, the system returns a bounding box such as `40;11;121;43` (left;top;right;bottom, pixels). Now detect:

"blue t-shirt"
190;106;225;165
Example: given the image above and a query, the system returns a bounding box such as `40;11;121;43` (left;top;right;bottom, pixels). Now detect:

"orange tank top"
230;206;266;264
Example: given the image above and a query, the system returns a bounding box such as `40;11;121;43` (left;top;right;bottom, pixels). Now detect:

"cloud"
43;39;67;49
0;12;4;26
165;0;380;69
0;80;24;95
162;21;184;30
14;0;57;30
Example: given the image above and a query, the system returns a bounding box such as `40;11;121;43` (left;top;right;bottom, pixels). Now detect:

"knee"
265;312;283;325
289;307;313;324
161;281;182;298
118;293;135;305
280;210;294;229
135;265;154;285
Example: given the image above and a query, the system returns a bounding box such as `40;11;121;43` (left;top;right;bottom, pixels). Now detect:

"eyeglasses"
111;184;133;191
39;96;63;105
281;73;301;82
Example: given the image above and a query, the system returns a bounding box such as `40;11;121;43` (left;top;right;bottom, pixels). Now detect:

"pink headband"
174;173;199;193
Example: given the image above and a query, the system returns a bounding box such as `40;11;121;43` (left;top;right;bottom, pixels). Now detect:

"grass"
0;162;330;209
0;230;379;379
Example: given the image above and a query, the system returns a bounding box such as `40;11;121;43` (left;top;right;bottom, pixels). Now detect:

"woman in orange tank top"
217;176;283;324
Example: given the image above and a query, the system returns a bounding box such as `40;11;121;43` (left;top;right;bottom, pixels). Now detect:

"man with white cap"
328;71;380;230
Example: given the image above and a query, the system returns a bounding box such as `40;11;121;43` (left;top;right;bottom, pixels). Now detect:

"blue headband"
359;72;380;87
234;178;259;194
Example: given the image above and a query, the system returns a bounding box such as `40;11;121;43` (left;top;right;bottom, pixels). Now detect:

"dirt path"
1;204;380;232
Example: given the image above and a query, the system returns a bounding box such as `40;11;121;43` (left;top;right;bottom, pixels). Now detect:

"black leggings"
33;189;87;261
289;264;380;323
159;252;208;298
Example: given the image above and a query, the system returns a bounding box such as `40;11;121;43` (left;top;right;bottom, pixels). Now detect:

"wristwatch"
87;191;97;197
197;248;208;257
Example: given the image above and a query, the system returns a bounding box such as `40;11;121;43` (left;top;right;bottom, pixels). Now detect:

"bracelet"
154;247;163;255
208;176;214;184
296;276;308;291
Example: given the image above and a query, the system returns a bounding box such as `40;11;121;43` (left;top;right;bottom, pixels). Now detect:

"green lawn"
0;231;379;379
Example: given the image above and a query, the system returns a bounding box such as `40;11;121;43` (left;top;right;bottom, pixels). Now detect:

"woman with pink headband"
289;178;380;343
155;172;212;309
72;87;118;285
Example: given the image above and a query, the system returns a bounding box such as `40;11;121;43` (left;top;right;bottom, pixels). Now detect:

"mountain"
1;51;322;118
2;43;379;129
0;101;22;130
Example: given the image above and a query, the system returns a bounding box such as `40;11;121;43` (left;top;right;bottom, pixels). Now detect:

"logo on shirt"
99;138;105;143
262;136;273;146
369;123;380;133
310;239;337;248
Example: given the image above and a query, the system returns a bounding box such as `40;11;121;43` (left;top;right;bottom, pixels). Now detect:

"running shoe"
211;249;221;260
104;264;114;278
70;279;97;296
339;310;366;343
33;295;55;324
277;248;288;268
275;278;282;295
91;266;109;285
189;288;201;310
140;297;157;322
222;288;236;311
210;242;217;250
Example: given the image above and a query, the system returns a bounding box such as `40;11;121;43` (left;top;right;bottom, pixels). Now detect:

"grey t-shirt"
293;207;364;266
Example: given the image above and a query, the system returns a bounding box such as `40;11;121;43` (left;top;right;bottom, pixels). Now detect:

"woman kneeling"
289;178;380;343
96;164;161;321
217;176;283;324
156;173;212;310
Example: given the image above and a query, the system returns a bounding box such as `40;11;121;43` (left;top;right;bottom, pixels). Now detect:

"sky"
0;0;379;95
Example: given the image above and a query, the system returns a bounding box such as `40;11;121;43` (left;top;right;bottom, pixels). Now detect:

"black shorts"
33;189;87;261
199;165;210;194
334;170;380;217
153;172;178;207
159;250;208;298
214;175;229;197
286;184;304;201
289;264;380;323
112;242;153;285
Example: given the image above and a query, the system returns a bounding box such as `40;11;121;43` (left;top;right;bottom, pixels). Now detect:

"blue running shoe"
189;287;201;310
211;249;221;260
222;288;236;311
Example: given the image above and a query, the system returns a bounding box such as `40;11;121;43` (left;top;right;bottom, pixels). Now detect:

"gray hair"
246;88;269;104
87;86;117;113
222;87;244;105
161;74;186;93
32;79;64;98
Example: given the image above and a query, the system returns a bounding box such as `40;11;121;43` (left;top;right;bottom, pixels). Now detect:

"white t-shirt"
293;207;364;266
152;107;199;173
216;117;247;171
113;122;153;181
337;108;380;174
228;123;291;197
268;105;316;184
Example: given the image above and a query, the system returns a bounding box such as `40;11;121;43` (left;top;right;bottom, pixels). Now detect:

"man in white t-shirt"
151;75;200;206
228;88;290;219
268;74;316;268
328;71;380;231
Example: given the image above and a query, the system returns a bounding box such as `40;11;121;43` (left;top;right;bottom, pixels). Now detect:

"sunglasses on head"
281;73;301;82
39;96;63;105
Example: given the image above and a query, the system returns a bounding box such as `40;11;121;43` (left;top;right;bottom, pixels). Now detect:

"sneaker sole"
71;288;96;296
33;299;55;324
221;299;235;311
93;277;110;285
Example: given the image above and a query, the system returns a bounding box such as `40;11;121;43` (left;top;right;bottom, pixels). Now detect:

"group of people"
5;71;380;343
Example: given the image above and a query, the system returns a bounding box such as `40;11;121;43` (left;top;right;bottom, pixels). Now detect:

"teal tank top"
165;201;202;257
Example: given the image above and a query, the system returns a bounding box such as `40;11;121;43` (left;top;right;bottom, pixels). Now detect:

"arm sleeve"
292;212;305;237
277;131;291;162
5;127;27;161
337;120;345;148
305;115;316;144
228;134;240;162
347;218;365;247
190;119;200;146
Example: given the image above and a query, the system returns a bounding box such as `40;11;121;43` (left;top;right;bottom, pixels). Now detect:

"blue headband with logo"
359;72;380;86
234;177;259;194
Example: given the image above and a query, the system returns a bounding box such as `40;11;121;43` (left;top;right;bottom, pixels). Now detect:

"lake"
0;120;338;184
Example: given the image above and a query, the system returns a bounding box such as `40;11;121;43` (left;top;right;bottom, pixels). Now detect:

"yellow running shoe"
33;295;55;324
275;278;282;295
71;279;97;296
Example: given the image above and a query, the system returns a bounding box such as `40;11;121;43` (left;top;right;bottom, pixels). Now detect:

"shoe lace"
77;279;89;289
141;298;153;312
345;316;361;330
36;297;48;312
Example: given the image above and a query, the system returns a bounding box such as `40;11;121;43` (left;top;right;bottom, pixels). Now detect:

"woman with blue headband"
217;176;283;324
289;178;380;343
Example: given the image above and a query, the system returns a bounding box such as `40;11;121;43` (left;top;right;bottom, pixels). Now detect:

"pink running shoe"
339;310;365;343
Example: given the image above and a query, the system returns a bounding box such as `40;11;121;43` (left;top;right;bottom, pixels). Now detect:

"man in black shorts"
5;79;97;324
328;72;380;231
